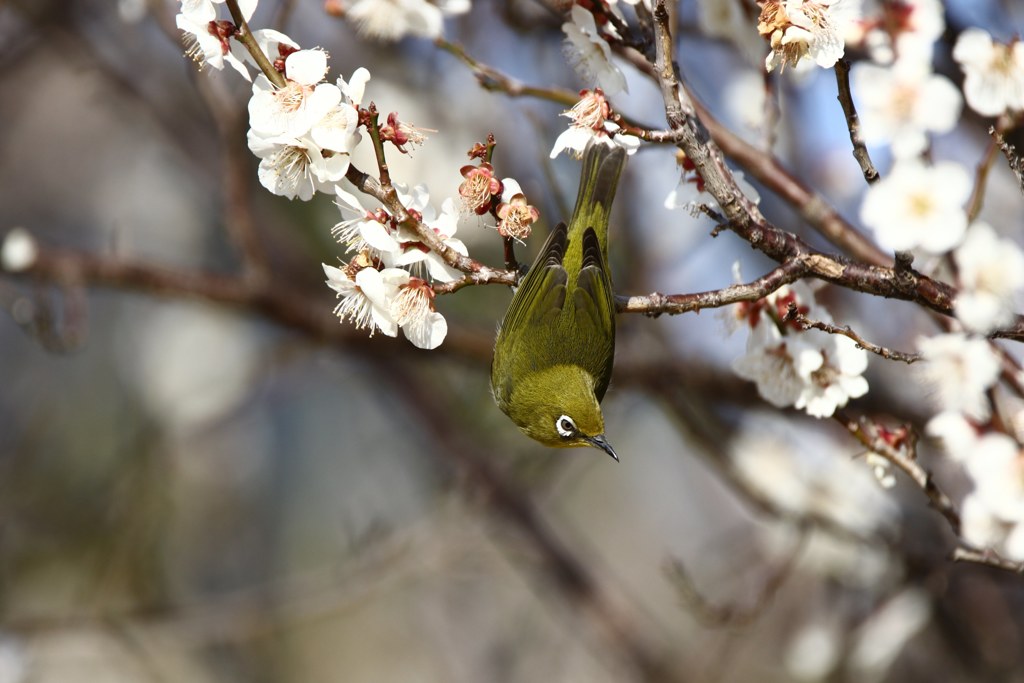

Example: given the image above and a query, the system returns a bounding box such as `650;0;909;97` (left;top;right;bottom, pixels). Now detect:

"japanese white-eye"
491;140;626;460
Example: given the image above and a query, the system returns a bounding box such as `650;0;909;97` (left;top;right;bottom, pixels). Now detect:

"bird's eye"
555;415;576;438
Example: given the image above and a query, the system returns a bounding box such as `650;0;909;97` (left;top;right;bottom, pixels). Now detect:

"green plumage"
491;141;627;458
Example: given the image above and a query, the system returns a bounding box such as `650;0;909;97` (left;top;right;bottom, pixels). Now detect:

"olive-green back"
491;142;627;411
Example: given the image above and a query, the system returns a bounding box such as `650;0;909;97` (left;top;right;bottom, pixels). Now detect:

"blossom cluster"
922;335;1024;561
730;278;869;419
850;5;1024;323
173;0;493;349
838;2;1024;560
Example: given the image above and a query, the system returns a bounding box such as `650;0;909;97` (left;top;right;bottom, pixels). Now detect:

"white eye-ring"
555;415;576;438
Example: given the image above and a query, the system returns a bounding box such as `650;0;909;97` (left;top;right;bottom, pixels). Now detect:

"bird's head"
506;364;618;460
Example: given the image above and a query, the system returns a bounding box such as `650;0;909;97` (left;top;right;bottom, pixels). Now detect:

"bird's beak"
586;434;619;462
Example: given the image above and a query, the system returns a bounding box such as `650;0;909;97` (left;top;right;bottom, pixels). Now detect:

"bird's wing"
573;227;615;399
498;222;568;338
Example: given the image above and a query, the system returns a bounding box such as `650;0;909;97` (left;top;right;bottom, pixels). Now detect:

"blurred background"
1;0;1024;681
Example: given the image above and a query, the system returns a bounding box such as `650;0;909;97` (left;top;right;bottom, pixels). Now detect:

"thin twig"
784;304;922;364
833;59;879;185
835;413;961;535
952;546;1024;573
224;0;284;88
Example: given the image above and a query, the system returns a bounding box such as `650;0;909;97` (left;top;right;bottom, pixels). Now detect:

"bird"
491;139;626;461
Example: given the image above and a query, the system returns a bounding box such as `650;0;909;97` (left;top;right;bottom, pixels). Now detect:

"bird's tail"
568;140;627;253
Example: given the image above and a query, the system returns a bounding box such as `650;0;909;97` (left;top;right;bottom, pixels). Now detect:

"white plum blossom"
176;10;252;80
337;67;371;107
386;189;467;283
549;89;639;159
953;28;1024;117
387;272;448;349
562;4;627;96
917;333;1000;421
731;281;869;418
344;0;469;41
953;222;1024;334
851;59;962;158
758;0;862;72
323;259;447;349
323;258;400;337
251;27;300;61
247;133;350;200
332;187;400;255
248;50;341;139
860;160;970;254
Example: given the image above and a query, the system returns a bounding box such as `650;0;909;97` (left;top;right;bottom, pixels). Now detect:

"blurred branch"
665;531;805;628
7;243;495;362
833;59;880;185
993;125;1024;194
952;547;1024;574
966;115;1016;222
378;357;685;683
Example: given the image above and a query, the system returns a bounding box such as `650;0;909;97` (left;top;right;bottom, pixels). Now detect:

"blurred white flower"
248;51;341;139
731;282;869;418
696;0;765;65
925;411;979;461
1;228;37;273
786;619;841;681
247;133;349;200
344;0;469;41
953;28;1024;117
126;302;261;431
723;69;769;132
562;4;627;95
851;59;961;158
917;333;1000;421
850;589;931;679
732;421;898;534
852;0;943;65
758;0;862;72
953;222;1024;334
860;160;970;253
958;428;1024;561
865;452;897;488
